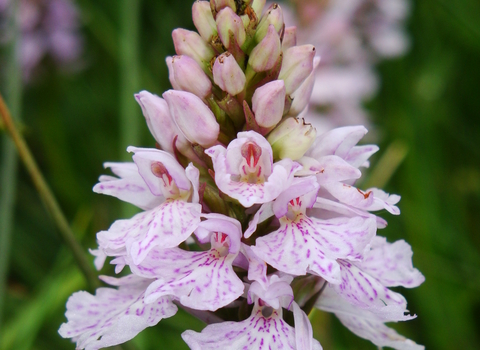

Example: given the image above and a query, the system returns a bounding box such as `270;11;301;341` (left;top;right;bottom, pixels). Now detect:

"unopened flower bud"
192;1;217;41
167;55;212;99
213;52;246;96
289;56;320;115
248;25;281;72
251;0;266;18
135;91;192;156
252;80;285;128
172;28;215;72
278;44;315;95
267;117;317;160
282;26;296;51
163;90;220;148
216;7;246;49
255;3;284;42
166;56;181;90
211;0;236;13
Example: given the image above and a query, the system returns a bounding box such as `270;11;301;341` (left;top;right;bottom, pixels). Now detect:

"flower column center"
239;142;265;184
151;161;185;199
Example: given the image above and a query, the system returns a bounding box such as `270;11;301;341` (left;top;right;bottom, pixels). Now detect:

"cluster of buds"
59;1;424;349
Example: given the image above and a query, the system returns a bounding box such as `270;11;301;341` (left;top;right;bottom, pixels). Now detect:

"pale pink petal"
293;301;322;350
332;260;409;319
93;162;163;211
322;182;400;215
312;197;388;229
296;155;361;183
357;236;425;288
316;287;423;350
308;126;368;160
58;275;176;350
244;202;274;238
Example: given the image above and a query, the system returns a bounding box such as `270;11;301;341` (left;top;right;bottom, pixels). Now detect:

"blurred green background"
1;0;479;349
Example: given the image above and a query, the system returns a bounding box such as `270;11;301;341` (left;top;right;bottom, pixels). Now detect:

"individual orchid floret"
212;52;246;96
251;79;286;129
166;55;212;99
250;176;376;282
255;3;284;42
216;7;246;49
248;24;281;72
192;1;217;41
59;275;177;350
267;117;317;161
182;273;323;350
127;213;244;311
172;28;215;73
96;148;201;265
279;44;316;95
163;89;220;148
316;287;424;350
206;130;300;207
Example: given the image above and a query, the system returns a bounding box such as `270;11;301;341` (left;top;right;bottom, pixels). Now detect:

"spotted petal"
332;260;409;320
137;246;244;311
251;215;376;282
316;287;423;350
58;275;177;350
97;199;201;264
357;236;425;288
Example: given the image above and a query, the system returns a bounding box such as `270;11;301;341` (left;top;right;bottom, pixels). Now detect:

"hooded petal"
93;162;163;211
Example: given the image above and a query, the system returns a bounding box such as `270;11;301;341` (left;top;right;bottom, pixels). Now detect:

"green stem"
119;0;141;218
0;0;22;330
0;94;100;291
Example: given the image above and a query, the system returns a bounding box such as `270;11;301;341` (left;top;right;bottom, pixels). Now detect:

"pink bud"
252;80;286;128
166;56;181;90
213;52;246;96
135;90;188;154
163;90;220;148
172;29;215;71
279;44;316;95
248;25;281;72
192;1;217;41
289;56;321;115
211;0;236;13
255;3;284;42
282;26;296;51
166;55;212;99
216;7;246;49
